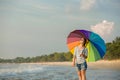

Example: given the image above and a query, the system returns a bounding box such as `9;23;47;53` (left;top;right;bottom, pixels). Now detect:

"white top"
73;46;88;64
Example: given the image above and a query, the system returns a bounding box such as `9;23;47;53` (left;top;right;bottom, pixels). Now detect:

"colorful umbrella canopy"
67;29;106;62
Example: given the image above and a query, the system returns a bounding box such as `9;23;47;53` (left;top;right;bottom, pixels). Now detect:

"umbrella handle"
80;48;87;59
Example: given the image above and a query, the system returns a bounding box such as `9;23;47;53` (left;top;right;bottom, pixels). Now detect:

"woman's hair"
83;38;87;46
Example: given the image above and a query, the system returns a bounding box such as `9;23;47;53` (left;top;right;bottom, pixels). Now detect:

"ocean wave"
0;63;45;76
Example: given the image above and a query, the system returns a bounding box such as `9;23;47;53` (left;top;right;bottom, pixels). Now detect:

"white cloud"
91;20;114;37
80;0;96;10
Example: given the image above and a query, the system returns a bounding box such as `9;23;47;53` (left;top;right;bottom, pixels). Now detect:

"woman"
72;38;88;80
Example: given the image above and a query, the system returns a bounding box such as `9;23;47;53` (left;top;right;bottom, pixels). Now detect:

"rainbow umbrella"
67;29;106;62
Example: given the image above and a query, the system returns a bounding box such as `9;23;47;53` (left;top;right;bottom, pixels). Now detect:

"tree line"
0;52;73;63
104;36;120;60
0;36;120;63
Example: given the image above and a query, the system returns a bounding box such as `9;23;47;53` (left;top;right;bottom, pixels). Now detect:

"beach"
0;60;120;80
32;60;120;70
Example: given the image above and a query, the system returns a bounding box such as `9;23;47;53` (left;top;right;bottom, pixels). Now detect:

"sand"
2;60;119;70
34;60;120;70
87;60;120;70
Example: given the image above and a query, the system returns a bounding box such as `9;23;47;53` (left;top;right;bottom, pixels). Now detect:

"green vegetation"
104;37;120;60
0;52;72;63
0;37;120;63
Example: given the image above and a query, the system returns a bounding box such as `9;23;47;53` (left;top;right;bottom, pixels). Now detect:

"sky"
0;0;120;59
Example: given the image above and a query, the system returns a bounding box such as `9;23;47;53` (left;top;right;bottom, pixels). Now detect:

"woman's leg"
81;70;86;80
77;70;82;80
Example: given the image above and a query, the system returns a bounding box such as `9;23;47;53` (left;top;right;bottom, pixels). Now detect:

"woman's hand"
80;53;84;57
72;57;76;67
72;62;75;67
80;53;87;59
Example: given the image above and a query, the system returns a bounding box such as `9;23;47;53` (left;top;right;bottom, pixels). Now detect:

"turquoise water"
0;63;120;80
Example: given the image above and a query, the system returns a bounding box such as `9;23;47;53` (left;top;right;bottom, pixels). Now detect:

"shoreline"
1;60;120;70
30;60;120;70
87;60;120;70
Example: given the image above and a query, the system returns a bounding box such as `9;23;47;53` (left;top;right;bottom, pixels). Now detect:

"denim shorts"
76;62;87;71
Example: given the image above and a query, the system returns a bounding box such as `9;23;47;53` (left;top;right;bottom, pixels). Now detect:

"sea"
0;63;120;80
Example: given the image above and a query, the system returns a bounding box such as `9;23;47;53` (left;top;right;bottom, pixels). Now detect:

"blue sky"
0;0;120;59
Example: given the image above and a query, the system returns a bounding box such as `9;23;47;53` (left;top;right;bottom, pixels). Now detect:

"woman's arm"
72;47;77;67
72;56;76;67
